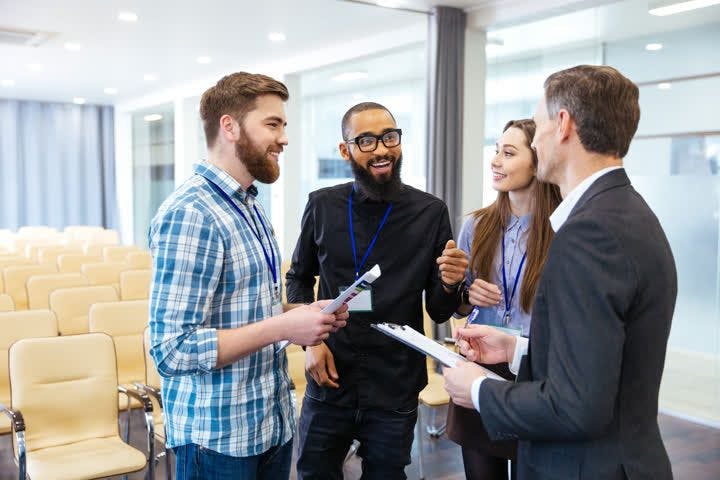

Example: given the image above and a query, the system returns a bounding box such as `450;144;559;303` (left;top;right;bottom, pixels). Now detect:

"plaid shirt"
148;162;293;456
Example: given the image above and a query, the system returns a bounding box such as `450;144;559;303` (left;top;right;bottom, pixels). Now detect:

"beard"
349;151;403;202
235;127;281;184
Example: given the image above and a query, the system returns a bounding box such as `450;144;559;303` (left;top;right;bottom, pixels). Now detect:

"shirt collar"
550;166;623;232
506;213;531;234
195;162;258;205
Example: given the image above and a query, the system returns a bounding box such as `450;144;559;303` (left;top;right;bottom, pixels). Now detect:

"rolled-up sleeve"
148;206;224;377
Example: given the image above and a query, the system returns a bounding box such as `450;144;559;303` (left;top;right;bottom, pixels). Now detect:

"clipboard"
371;322;506;381
276;264;382;352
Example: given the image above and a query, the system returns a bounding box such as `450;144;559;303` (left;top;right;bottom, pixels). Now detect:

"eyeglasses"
345;128;402;153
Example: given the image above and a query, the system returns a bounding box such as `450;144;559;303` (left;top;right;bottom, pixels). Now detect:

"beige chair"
0;257;35;293
86;229;120;246
26;273;88;310
57;254;102;273
3;332;153;480
120;269;152;300
0;311;58;437
83;242;117;256
0;294;14;311
103;245;141;263
89;299;150;440
126;251;152;270
37;246;83;266
2;264;56;310
81;262;129;291
49;285;119;335
64;225;104;240
17;226;58;238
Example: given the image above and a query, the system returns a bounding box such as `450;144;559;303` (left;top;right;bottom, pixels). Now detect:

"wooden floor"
1;407;718;479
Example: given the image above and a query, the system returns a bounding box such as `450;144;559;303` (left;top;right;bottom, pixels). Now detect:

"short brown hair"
200;72;289;148
544;65;639;158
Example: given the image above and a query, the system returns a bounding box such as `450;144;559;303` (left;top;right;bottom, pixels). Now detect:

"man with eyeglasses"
286;102;468;479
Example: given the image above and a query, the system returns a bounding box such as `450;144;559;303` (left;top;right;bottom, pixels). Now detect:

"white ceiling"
1;0;720;106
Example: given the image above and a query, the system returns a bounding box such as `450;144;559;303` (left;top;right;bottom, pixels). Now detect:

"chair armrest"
118;385;153;413
133;382;163;408
0;402;25;433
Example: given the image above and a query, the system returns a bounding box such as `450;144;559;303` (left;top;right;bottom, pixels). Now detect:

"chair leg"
416;405;426;480
425;406;446;438
165;447;173;480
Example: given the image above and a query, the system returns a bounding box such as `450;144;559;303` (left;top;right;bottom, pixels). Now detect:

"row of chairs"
0;226;121;258
0;304;169;480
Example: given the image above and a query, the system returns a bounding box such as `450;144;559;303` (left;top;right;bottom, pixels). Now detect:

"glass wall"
132;104;175;246
483;3;720;424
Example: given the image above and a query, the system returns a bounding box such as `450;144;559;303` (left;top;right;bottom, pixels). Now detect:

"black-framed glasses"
345;128;402;152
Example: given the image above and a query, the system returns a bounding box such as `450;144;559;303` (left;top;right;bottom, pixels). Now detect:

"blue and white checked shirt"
148;162;294;457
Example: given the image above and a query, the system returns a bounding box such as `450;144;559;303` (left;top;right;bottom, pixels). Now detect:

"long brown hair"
469;119;562;313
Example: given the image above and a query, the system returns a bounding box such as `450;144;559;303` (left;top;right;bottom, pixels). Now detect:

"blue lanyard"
501;232;527;323
348;183;392;279
204;177;278;293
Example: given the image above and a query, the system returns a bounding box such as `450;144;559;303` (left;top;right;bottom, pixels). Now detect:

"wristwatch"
440;277;464;295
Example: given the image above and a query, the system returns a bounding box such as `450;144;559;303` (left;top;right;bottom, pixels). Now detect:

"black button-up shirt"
286;182;460;410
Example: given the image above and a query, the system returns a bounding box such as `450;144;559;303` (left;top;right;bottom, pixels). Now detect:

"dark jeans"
297;395;417;480
173;440;293;480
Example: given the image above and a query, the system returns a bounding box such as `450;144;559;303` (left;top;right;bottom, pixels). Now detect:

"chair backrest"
83;242;117;256
81;262;129;290
120;269;151;300
9;333;120;452
49;285;119;335
17;226;58;238
57;254;102;273
64;225;104;240
103;245;140;263
0;257;35;292
37;246;83;265
0;293;14;311
86;229;120;246
26;273;89;310
89;300;149;386
0;310;58;434
125;251;152;270
3;264;57;310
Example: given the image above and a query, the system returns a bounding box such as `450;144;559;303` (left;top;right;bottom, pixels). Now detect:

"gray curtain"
426;6;466;234
0;99;117;230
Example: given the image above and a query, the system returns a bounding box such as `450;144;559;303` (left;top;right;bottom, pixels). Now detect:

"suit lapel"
567;169;631;220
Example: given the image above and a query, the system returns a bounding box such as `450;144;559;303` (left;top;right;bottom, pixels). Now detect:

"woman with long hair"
446;118;561;479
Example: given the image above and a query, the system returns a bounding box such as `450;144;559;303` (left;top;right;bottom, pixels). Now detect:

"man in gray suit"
443;65;677;479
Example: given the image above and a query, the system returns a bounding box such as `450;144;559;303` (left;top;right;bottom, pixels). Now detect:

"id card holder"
340;285;373;312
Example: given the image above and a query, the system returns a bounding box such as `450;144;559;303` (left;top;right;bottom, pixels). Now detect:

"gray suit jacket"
479;169;677;479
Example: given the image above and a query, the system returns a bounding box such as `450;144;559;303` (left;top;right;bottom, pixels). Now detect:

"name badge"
340;285;373;312
272;301;283;317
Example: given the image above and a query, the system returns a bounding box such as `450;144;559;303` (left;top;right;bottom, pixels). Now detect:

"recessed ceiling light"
73;97;86;105
331;72;369;82
143;73;157;81
1;79;15;87
104;87;118;95
26;63;43;72
649;0;720;16
144;114;163;122
269;32;286;42
118;11;138;22
64;42;82;51
645;43;663;51
658;82;672;90
196;56;212;64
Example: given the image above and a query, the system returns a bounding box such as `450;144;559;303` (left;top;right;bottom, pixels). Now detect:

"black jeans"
297;395;417;480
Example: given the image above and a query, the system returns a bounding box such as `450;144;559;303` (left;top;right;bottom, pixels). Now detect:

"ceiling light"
118;11;138;22
64;42;82;51
1;79;15;87
331;71;369;82
658;82;672;90
196;56;212;64
144;114;163;122
645;43;663;51
649;0;720;16
143;73;157;81
26;63;43;72
104;87;118;95
73;97;86;105
269;32;286;42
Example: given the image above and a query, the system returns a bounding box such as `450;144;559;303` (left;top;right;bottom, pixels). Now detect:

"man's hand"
443;361;487;409
437;239;468;290
455;324;516;365
309;300;349;333
468;278;502;307
306;342;340;388
281;304;346;346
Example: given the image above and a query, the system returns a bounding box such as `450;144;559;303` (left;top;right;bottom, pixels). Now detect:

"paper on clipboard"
276;264;382;353
371;322;506;381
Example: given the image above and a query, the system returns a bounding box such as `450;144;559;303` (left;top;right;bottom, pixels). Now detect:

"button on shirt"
285;182;460;410
457;213;532;336
148;162;293;457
